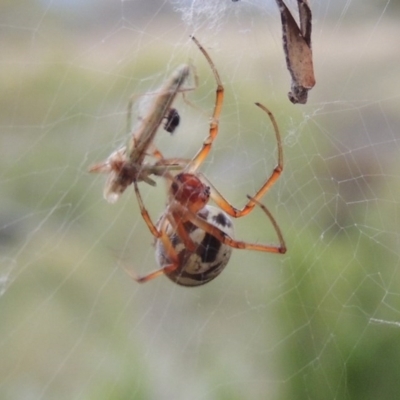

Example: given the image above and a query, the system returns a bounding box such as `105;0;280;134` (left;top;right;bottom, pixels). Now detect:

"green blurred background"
1;0;400;399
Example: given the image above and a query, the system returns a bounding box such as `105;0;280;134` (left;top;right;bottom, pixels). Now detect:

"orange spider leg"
200;102;283;218
154;157;191;168
141;142;164;160
124;263;176;283
245;194;286;253
146;144;188;163
133;181;162;238
133;180;198;252
147;144;192;168
187;36;224;173
125;218;181;283
169;212;198;253
180;199;286;254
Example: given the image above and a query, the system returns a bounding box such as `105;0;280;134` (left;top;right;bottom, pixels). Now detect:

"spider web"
1;0;400;399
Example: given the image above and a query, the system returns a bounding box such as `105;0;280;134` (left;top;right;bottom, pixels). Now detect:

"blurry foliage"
1;2;400;400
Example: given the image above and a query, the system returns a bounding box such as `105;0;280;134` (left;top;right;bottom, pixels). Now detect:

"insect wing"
298;0;312;47
127;64;191;164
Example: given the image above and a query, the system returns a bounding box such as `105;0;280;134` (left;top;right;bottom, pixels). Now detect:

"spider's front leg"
187;36;224;173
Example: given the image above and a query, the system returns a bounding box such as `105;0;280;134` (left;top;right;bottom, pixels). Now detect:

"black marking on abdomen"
171;261;226;286
200;233;221;263
212;212;232;228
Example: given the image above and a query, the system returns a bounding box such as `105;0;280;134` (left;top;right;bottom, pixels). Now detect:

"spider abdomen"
155;206;234;287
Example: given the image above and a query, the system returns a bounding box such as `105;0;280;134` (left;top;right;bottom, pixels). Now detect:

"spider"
89;37;218;203
122;37;286;286
128;100;286;286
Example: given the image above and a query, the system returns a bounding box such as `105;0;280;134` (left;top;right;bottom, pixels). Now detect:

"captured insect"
126;38;286;286
89;57;197;203
275;0;315;104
